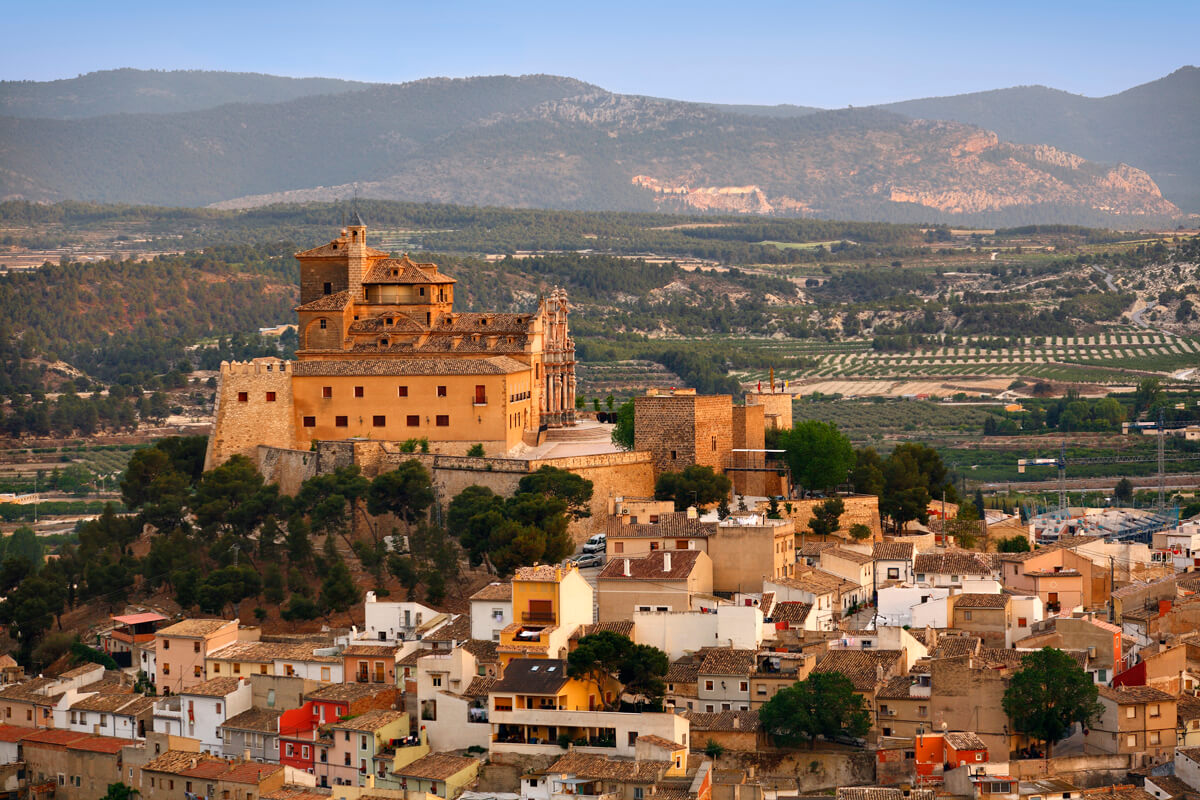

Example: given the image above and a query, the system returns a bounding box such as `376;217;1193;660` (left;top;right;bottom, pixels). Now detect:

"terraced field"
738;331;1200;389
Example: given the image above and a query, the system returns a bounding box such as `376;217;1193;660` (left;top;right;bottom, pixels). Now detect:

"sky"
3;0;1196;107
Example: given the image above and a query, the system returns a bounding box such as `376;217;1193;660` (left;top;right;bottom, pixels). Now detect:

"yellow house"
490;658;620;748
498;565;594;665
390;753;480;798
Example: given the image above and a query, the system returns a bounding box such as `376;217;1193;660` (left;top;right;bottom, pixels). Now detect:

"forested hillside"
0;69;372;118
0;74;1183;225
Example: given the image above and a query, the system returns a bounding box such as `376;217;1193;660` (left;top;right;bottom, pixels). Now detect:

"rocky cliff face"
629;118;1178;219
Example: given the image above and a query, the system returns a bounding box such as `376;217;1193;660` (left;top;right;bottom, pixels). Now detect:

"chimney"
686;506;698;519
663;552;672;573
732;715;740;729
624;559;631;577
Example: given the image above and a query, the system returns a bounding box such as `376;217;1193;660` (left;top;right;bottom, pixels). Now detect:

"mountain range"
0;68;1195;224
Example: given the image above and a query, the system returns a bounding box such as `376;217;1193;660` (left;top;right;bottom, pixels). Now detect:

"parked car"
573;552;604;569
582;533;606;554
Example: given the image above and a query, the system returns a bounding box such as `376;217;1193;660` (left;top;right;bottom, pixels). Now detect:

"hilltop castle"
204;216;577;469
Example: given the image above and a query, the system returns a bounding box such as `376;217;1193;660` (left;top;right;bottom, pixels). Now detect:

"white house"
153;676;252;754
632;605;763;660
913;550;998;587
873;541;915;584
469;583;513;643
356;592;438;644
877;585;951;628
415;648;492;752
272;649;343;683
61;693;156;740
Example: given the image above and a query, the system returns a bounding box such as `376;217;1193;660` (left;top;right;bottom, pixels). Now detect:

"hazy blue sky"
4;1;1195;106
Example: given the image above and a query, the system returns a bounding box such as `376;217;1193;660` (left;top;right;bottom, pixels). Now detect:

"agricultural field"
737;331;1200;391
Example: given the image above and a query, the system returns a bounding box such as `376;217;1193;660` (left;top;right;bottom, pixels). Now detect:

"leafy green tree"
447;486;505;567
758;671;870;748
1114;478;1134;504
996;535;1032;553
320;557;361;615
1002;647;1102;757
567;631;668;710
285;514;314;565
387;554;421;600
263;564;285;605
807;498;845;538
282;594;320;621
848;523;872;541
366;460;436;527
1134;378;1164;415
518;466;594;520
4;526;42;569
447;484;573;575
703;739;725;758
778;421;854;492
611;400;635;449
466;443;485;457
879;449;932;531
99;783;138;800
191;455;280;539
654;465;732;511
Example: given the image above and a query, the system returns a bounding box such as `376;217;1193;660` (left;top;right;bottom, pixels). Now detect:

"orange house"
343;644;403;687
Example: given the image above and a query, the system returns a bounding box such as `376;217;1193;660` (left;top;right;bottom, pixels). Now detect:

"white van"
582;533;607;554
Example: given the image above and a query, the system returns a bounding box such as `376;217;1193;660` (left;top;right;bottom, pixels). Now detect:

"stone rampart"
204;359;296;471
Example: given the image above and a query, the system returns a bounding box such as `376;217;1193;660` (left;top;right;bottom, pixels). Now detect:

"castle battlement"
220;358;293;376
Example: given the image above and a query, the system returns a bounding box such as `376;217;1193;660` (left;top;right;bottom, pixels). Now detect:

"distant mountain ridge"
0;70;1192;224
0;68;373;118
879;66;1200;212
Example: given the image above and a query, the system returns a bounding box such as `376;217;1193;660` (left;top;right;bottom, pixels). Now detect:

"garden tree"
996;535;1032;553
777;421;854;492
77;504;139;561
848;523;872;541
807;497;845;538
879;449;932;531
849;448;885;496
366;460;436;532
767;495;781;519
758;671;871;748
403;522;461;605
518;466;594;520
611;400;635;449
1002;647;1101;757
703;739;725;758
654;465;732;511
567;631;668;710
100;783;137;800
121;446;177;510
466;443;485;457
191;455;281;540
1114;478;1134;504
974;488;986;519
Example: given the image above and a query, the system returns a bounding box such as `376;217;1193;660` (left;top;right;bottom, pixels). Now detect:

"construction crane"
1018;432;1200;514
1122;408;1200;512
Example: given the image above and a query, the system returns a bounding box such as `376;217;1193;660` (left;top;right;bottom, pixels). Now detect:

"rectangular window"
398;386;408;397
964;611;973;621
322;386;332;398
1126;734;1137;747
237;392;248;402
887;568;899;579
437;385;447;397
1149;731;1161;745
475;385;487;405
303;416;316;428
705;680;714;691
436;415;449;427
335;416;348;427
407;415;420;427
163;664;170;675
1149;704;1161;718
1127;706;1136;718
194;665;202;677
321;667;331;681
194;641;200;653
739;681;748;692
319;319;327;329
354;386;364;398
1018;617;1028;627
373;415;386;427
323;282;332;295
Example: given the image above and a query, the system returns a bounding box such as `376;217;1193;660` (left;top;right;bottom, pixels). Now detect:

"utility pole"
1108;555;1115;622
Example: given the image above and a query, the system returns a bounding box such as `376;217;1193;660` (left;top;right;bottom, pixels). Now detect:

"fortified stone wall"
204;359;296;471
256;441;654;541
745;391;793;431
634;393;732;476
731;404;766;496
776;494;883;540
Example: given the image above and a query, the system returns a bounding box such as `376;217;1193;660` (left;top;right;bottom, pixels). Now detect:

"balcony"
521;612;556;623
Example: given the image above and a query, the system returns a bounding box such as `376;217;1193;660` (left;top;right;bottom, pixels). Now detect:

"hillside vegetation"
0;73;1184;225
